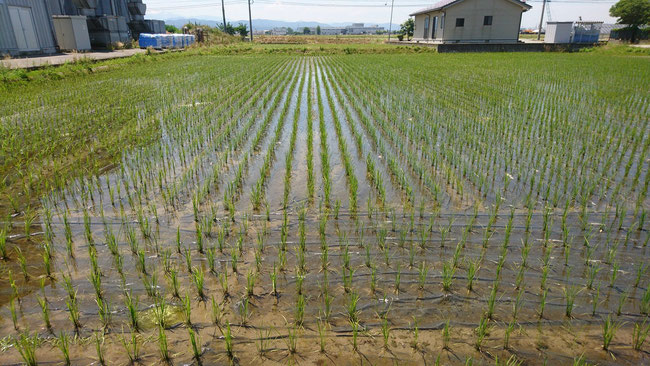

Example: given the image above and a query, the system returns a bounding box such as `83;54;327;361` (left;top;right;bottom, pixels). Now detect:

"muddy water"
0;56;648;366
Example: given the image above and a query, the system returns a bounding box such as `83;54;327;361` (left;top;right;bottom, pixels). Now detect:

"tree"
218;22;236;35
234;23;249;38
165;25;180;34
610;0;650;42
316;26;321;35
400;18;415;41
287;27;294;35
303;27;311;35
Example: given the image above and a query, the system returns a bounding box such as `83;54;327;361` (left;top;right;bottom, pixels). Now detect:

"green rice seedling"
96;297;112;329
418;261;429;289
14;331;38;366
586;264;600;290
239;296;251;324
318;320;326;352
538;288;548;318
210;295;223;326
617;289;629;316
120;329;140;364
295;294;305;325
142;272;158;298
286;324;299;354
512;288;524;320
381;316;390;349
94;332;105;365
486;284;499;319
206;246;216;274
633;318;650;351
592;283;601;316
395;264;401;293
167;268;180;298
37;295;51;330
57;331;71;365
635;262;646;288
231;247;238;273
137;248;148;275
466;260;479;291
124;291;139;331
610;261;620;288
158;325;170;362
192;265;206;299
602;315;623;350
540;264;549;290
564;285;581;318
183;292;192;326
183;247;192;274
220;270;230;297
225;321;234;359
410;316;419;349
10;296;18;330
640;286;650;315
66;295;81;332
347;291;360;323
442;320;451;350
0;227;7;259
442;261;455;292
475;315;490;350
188;326;202;362
504;319;516;349
42;247;53;279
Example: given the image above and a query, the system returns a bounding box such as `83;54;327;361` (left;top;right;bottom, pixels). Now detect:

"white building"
321;27;345;35
410;0;532;43
345;23;384;35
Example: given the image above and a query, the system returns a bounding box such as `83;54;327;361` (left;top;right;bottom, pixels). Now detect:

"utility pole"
388;0;395;42
248;0;253;42
537;0;547;41
221;0;227;32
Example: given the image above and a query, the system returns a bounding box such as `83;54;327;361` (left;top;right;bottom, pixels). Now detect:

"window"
455;18;464;27
484;16;493;26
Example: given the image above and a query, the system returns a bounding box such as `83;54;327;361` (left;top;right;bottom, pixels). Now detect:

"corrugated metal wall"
0;1;19;54
0;0;57;55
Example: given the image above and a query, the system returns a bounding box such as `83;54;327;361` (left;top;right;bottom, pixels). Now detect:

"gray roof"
410;0;532;16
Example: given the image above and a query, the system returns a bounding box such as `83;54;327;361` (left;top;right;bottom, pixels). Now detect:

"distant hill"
164;18;399;31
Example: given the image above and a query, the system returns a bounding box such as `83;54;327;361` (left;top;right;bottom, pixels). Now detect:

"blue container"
139;33;161;49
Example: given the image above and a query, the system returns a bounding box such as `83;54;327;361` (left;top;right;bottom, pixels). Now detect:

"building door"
423;16;430;39
8;6;39;51
432;16;438;39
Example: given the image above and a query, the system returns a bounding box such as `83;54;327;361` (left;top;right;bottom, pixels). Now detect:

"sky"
145;0;619;29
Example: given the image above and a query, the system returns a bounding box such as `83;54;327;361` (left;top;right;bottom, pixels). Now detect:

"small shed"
545;21;573;44
0;0;57;56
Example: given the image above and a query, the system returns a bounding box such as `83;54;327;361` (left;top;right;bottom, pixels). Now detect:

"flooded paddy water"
0;53;649;365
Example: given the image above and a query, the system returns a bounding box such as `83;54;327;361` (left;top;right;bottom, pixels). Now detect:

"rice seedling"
14;331;39;366
225;321;234;359
95;332;105;365
120;329;140;364
602;315;623;350
442;320;451;350
564;286;581;318
188;326;202;362
442;260;455;292
633;318;650;351
475;315;490;350
381;316;391;349
57;331;71;365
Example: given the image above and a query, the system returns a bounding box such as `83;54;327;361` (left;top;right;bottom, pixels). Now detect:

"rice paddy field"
0;51;649;365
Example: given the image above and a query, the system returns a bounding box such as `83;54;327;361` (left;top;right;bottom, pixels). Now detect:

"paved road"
1;49;147;69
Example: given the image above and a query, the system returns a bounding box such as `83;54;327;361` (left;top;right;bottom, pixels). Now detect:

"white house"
410;0;532;43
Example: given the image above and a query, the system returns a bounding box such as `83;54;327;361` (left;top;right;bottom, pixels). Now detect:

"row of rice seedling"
0;53;648;365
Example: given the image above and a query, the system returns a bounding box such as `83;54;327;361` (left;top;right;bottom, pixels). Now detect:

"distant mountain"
164;18;399;31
